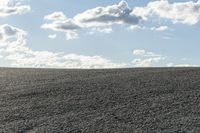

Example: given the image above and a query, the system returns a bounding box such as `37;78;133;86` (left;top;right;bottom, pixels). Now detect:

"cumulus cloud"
133;49;146;56
66;31;78;40
43;0;200;40
42;1;145;40
92;27;113;34
44;12;66;21
0;24;27;49
132;49;164;67
42;12;80;40
42;19;80;32
0;0;9;6
0;24;126;68
0;0;31;17
129;25;146;30
181;58;192;61
167;63;199;67
132;57;162;67
1;24;196;68
48;34;57;39
42;0;200;40
132;0;200;25
151;26;169;31
175;64;199;67
74;0;143;27
133;49;162;57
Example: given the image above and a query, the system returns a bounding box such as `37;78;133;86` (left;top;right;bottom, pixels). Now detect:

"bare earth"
0;68;200;132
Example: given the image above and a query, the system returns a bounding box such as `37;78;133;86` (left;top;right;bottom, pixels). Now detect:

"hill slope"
0;68;200;132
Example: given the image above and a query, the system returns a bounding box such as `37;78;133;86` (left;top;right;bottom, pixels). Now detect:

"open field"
0;68;200;132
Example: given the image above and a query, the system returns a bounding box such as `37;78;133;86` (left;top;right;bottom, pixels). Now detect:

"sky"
0;0;200;68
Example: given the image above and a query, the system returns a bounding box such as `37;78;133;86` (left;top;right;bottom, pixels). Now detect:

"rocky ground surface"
0;68;200;132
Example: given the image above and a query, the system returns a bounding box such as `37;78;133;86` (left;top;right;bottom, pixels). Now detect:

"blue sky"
0;0;200;68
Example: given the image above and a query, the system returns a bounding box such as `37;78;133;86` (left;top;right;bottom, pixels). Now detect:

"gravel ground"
0;68;200;133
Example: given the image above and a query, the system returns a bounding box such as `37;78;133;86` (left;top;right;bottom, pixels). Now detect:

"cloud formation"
0;24;125;68
132;49;164;67
1;0;198;68
42;1;145;40
0;0;31;17
133;49;162;57
167;63;199;67
48;34;57;39
151;26;169;32
132;57;162;67
74;0;143;27
42;0;200;40
0;25;196;68
132;0;200;25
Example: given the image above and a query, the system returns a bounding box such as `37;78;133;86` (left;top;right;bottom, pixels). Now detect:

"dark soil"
0;68;200;132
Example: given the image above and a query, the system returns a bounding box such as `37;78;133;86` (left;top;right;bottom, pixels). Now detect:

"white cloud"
44;12;66;21
41;19;80;32
48;34;57;39
42;0;200;39
0;24;126;68
175;64;199;67
181;58;192;61
129;25;146;30
1;24;197;68
42;1;145;40
166;63;174;67
132;0;200;25
151;26;169;31
66;31;78;40
6;52;125;68
0;0;31;17
132;49;164;67
0;0;9;6
74;0;143;27
0;24;27;49
92;27;113;34
42;13;80;40
132;57;162;67
133;49;145;55
133;49;162;57
167;63;199;67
